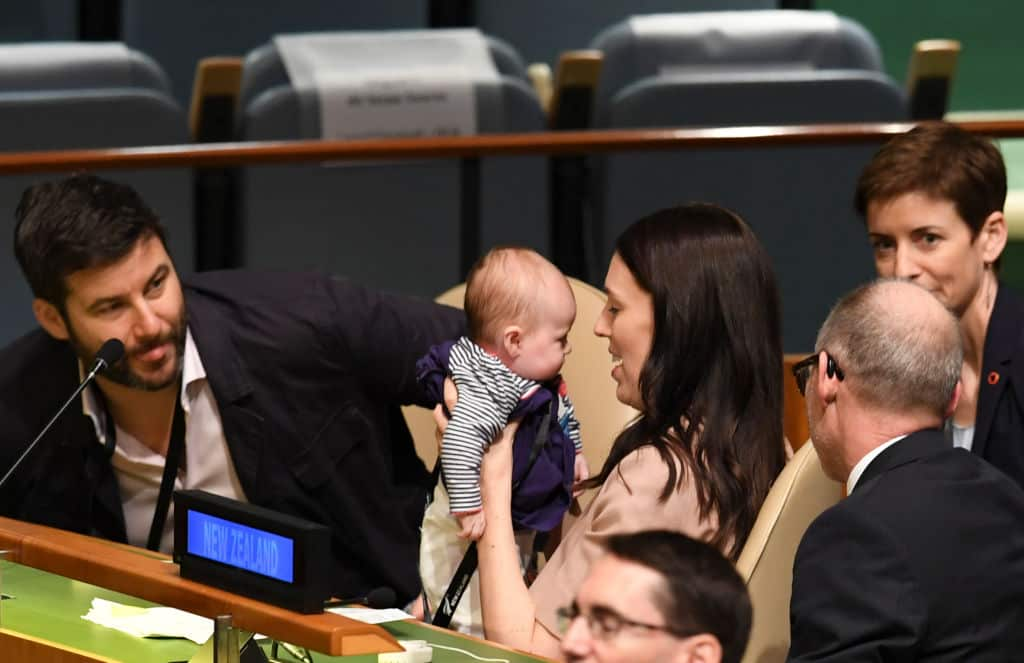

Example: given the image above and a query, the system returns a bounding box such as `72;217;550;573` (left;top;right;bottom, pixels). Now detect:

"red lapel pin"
988;371;1000;385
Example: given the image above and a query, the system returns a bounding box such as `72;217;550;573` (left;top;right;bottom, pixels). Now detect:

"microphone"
0;338;125;491
324;586;397;609
88;338;126;381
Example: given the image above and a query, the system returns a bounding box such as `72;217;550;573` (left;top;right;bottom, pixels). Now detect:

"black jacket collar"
853;428;948;494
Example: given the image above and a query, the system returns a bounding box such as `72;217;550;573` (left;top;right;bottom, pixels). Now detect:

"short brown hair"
463;247;562;343
854;121;1006;236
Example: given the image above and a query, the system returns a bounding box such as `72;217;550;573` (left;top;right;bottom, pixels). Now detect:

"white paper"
0;42;128;67
327;606;415;624
275;29;498;140
82;597;214;645
629;10;840;38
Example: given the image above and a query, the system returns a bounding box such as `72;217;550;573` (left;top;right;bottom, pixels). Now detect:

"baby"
417;246;589;633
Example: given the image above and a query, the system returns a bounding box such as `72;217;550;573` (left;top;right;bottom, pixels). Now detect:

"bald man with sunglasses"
788;279;1024;662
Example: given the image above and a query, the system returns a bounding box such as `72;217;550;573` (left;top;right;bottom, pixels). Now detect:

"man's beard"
66;313;187;392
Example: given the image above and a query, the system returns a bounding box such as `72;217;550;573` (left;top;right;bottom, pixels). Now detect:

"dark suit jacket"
0;271;464;604
788;429;1024;662
975;282;1024;488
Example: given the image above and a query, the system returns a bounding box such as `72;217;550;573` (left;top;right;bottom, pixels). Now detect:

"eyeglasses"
556;602;690;641
791;352;845;396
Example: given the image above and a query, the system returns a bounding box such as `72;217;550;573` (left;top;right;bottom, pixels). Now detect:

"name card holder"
173;490;330;614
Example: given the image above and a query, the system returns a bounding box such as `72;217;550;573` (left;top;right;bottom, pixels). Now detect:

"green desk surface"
1;560;198;662
269;619;550;662
1;560;550;662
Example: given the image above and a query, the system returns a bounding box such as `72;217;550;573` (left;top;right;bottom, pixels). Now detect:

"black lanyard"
431;398;555;629
147;397;187;551
102;390;188;552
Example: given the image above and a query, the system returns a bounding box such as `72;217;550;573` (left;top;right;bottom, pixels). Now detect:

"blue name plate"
174;490;330;613
187;510;295;583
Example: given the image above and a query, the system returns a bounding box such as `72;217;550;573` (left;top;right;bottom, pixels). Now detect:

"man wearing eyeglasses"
788;279;1024;662
558;529;751;663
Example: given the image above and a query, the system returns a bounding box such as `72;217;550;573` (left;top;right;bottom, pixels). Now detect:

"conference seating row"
0;10;957;350
11;0;777;106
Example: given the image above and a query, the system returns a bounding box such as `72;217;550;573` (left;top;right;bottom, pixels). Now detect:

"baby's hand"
573;453;590;497
455;510;486;540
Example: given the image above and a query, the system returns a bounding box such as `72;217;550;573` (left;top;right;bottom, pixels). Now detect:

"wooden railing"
0;120;1023;174
7;119;1023;277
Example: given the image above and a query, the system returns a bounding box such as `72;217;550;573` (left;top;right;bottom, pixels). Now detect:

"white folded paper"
82;597;214;645
327;606;414;624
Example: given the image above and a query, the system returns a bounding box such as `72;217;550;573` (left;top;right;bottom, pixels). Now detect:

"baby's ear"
501;325;523;358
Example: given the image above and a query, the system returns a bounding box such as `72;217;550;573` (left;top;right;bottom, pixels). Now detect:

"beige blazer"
528;445;718;636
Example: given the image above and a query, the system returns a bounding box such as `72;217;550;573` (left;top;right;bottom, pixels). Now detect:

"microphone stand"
0;356;114;490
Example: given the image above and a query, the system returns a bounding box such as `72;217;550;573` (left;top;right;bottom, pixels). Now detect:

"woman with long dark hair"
459;204;787;657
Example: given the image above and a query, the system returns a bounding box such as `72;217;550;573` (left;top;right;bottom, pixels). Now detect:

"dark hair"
606;530;751;663
583;204;785;561
854;122;1007;237
14;174;168;307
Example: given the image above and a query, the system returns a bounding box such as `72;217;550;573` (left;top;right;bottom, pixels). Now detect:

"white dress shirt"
846;434;908;494
82;329;247;552
951;422;975;452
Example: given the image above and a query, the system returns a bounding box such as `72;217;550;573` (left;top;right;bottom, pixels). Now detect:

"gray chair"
0;43;192;347
235;33;548;298
122;0;429;108
592;9;887;122
476;0;774;69
0;42;173;92
588;12;907;352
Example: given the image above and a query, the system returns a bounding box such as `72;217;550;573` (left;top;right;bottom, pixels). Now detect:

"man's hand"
432;377;458;448
456;509;486;540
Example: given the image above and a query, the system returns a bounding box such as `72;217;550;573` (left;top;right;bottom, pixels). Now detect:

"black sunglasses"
791;352;845;396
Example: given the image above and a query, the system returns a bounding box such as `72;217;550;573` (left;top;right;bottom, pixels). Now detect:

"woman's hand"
480;418;519;495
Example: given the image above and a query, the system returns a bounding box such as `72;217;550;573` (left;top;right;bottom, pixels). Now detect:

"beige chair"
401;277;637;507
188;56;243;141
736;442;843;663
548;50;603;129
905;39;961;120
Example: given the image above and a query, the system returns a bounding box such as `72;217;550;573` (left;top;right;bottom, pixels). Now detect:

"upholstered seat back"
736;442;842;663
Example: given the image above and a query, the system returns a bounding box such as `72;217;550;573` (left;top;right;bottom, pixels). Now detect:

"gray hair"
815;279;963;417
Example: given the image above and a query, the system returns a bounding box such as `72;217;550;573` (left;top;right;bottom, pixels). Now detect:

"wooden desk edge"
0;628;117;663
0;517;400;656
